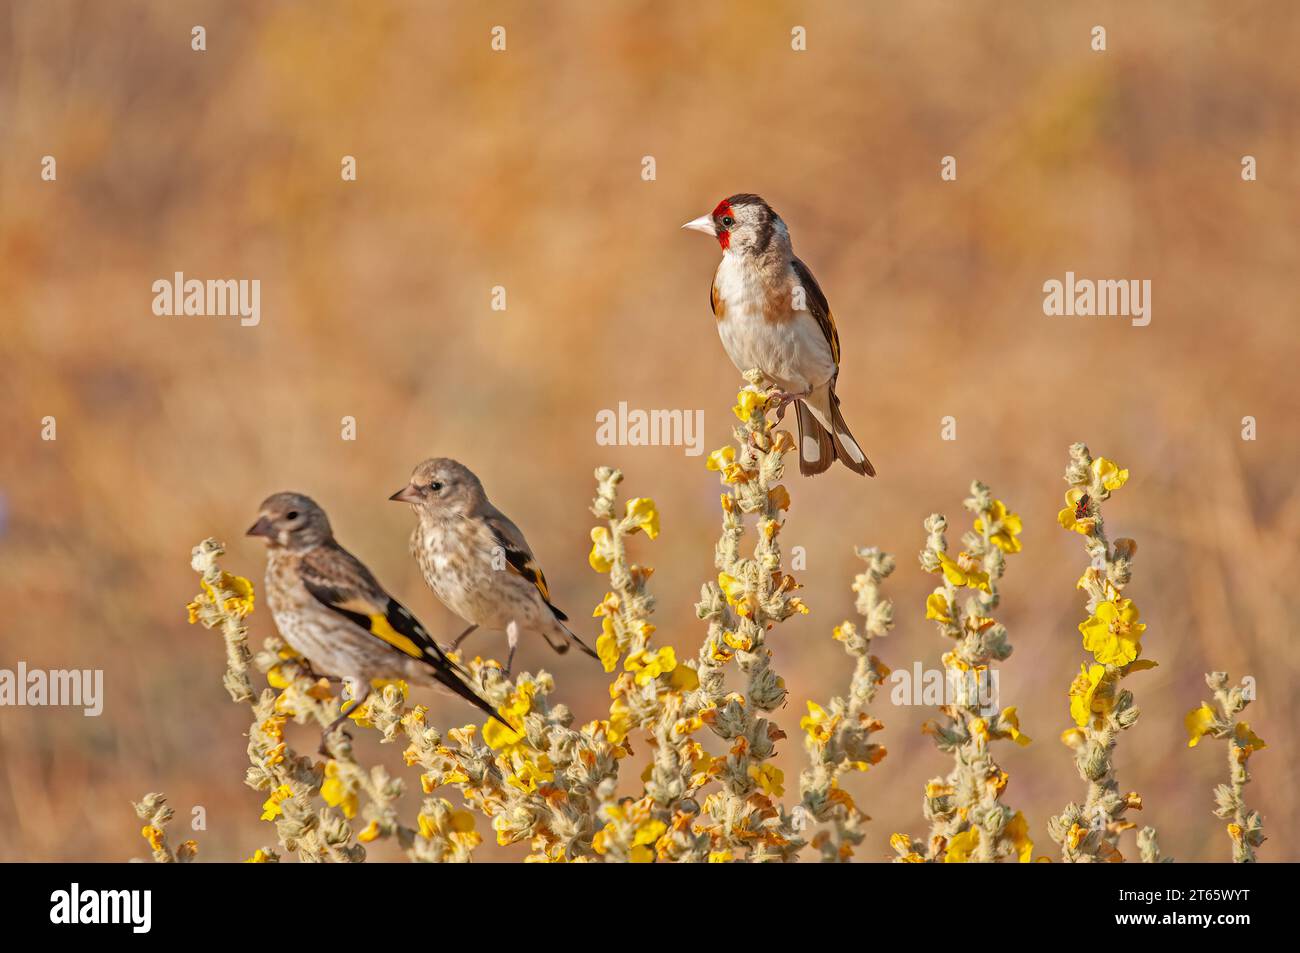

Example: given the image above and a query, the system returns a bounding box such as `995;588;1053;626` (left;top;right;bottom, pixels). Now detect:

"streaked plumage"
683;193;875;477
391;458;597;673
247;492;502;741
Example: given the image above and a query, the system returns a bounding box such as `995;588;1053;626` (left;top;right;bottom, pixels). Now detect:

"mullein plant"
133;793;199;863
1186;672;1267;861
1048;443;1164;862
892;483;1034;863
693;374;824;860
161;380;892;863
155;411;1270;863
797;547;892;862
187;539;369;862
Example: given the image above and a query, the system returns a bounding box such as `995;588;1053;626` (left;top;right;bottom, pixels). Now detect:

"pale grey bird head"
247;492;332;552
681;193;789;258
390;458;486;516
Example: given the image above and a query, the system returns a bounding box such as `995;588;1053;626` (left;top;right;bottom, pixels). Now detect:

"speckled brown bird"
683;193;875;477
247;492;502;744
390;458;598;674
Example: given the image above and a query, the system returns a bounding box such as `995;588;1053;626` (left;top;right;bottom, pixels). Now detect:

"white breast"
712;254;836;394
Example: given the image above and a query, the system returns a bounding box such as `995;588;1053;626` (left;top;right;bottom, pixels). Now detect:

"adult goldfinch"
391;458;598;674
683;193;875;477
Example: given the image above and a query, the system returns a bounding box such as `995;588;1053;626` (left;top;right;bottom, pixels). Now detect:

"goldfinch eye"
721;215;735;228
286;511;299;521
428;482;443;492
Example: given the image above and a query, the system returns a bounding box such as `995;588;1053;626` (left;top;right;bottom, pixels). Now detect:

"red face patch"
711;199;733;249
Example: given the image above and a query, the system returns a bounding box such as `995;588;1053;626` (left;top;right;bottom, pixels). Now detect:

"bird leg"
449;623;480;650
319;680;369;757
504;621;520;676
769;389;811;424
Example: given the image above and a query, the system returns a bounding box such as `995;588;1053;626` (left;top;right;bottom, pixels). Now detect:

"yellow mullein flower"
140;825;164;851
596;617;620;673
265;666;291;689
944;827;980;862
997;707;1032;746
1187;705;1218;748
357;820;382;843
192;572;256;621
1005;811;1034;863
633;819;667;848
1066;823;1087;851
505;748;556;793
708;850;734;863
925;591;952;624
245;849;273;863
705;445;748;484
625;646;677;685
925;781;955;799
1069;663;1112;728
1060;727;1087;747
749;763;784;797
345;696;374;727
484;683;534;750
974;499;1023;554
592;592;619;617
667;664;699;692
624;497;660;539
1079;598;1145;666
800;701;838;744
890;833;925;863
320;762;357;819
1057;488;1096;535
260;784;292;822
934;551;990;591
706;445;735;472
717;572;746;605
1092;456;1129;491
306;678;334;701
588;527;614;573
1232;722;1266;760
606;697;634;746
732;389;767;421
259;714;286;742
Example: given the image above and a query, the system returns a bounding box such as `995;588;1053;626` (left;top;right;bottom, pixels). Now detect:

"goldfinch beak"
681;214;716;236
245;517;273;538
389;485;421;504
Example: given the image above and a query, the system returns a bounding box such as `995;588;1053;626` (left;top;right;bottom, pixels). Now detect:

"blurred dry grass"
1;0;1297;861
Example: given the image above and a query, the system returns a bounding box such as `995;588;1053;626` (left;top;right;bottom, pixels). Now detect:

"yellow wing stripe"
368;614;424;659
506;558;551;603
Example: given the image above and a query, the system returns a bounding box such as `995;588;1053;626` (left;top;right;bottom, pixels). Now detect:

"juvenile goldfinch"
683;193;875;477
247;492;503;746
390;458;598;674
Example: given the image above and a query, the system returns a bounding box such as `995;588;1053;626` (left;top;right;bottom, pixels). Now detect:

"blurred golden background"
1;0;1297;862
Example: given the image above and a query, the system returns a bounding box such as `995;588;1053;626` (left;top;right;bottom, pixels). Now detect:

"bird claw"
769;391;806;424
